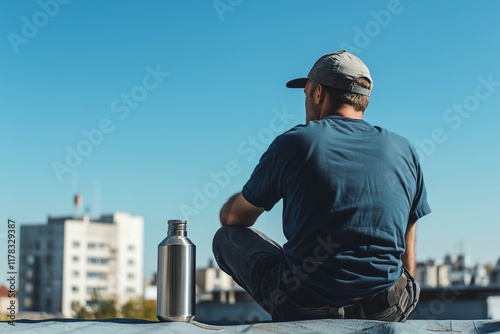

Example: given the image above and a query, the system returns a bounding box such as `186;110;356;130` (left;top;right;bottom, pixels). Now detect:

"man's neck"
320;105;364;120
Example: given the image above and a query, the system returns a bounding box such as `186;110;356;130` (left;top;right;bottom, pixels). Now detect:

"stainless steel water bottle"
157;219;196;322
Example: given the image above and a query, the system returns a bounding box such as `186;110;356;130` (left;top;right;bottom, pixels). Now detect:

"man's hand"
401;220;417;276
220;192;265;227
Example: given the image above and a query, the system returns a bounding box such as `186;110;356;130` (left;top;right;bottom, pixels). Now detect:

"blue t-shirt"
242;115;431;306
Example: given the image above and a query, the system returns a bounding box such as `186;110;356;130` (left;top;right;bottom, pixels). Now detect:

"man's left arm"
401;220;417;276
220;192;265;227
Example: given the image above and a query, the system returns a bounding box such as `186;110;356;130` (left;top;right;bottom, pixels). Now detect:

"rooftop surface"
2;319;500;333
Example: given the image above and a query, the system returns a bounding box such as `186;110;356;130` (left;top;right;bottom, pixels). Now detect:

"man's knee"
212;226;238;257
212;226;226;255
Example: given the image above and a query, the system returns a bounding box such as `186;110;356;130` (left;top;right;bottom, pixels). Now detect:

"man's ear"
314;84;326;104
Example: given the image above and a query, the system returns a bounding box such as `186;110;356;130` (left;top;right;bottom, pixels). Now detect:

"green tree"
71;301;92;319
71;293;156;320
71;293;118;319
142;299;157;321
90;293;118;319
121;296;157;321
121;296;142;318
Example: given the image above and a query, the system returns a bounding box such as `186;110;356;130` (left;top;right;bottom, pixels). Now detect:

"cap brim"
286;78;308;88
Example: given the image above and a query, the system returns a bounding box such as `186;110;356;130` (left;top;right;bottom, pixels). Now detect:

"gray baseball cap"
286;50;373;96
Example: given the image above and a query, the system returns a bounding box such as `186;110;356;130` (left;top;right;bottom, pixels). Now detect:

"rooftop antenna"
74;194;82;219
72;171;79;218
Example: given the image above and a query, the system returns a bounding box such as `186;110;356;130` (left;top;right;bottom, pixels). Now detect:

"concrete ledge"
2;319;500;333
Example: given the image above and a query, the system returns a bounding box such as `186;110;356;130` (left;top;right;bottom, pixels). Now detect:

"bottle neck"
168;230;187;237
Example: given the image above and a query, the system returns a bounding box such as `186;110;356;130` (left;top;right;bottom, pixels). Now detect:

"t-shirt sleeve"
409;160;431;222
242;137;282;211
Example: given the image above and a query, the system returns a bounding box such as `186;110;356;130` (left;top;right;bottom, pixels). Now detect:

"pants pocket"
398;278;420;321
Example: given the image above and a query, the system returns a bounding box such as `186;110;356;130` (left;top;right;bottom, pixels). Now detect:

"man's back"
243;115;430;305
215;51;429;321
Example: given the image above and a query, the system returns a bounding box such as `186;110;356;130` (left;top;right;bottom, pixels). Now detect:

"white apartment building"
416;260;451;288
19;212;144;317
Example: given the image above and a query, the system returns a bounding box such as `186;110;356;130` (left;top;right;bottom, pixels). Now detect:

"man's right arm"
219;193;264;227
401;220;417;276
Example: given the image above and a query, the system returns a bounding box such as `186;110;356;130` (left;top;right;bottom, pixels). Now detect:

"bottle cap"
168;219;187;230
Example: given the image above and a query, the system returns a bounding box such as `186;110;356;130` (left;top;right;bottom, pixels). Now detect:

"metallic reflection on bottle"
157;219;196;322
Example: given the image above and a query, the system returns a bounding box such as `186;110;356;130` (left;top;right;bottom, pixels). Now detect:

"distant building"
470;264;490;286
416;260;450;288
143;274;157;301
490;259;500;286
195;261;270;323
417;253;491;288
447;253;489;287
196;260;237;303
19;212;144;317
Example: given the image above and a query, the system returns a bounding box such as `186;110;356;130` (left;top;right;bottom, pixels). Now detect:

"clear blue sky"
1;1;499;286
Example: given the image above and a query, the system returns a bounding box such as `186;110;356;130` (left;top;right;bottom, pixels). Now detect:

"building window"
127;273;135;280
46;254;53;265
88;242;97;249
126;287;135;294
73;256;79;262
26;255;35;265
128;245;135;251
26;268;34;279
87;287;106;294
46;298;52;309
25;283;33;293
73;270;79;277
73;241;80;248
99;243;107;250
128;259;134;266
87;257;109;265
35;240;41;250
72;286;79;292
87;272;107;280
47;240;53;250
24;297;33;308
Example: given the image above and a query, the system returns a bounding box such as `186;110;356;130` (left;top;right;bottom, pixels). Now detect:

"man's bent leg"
212;226;290;320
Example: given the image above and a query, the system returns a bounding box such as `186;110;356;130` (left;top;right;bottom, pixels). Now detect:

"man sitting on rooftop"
213;50;431;321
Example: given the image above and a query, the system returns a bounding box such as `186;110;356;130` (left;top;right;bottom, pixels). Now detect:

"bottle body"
157;220;196;322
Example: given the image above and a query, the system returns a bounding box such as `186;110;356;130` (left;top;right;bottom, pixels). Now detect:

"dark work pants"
212;226;420;321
